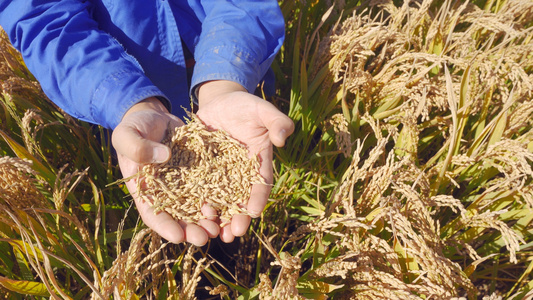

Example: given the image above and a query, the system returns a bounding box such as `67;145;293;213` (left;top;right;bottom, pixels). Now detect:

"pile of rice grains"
137;113;265;226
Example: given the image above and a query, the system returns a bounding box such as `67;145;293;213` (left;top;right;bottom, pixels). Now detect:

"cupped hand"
112;97;220;246
196;80;294;243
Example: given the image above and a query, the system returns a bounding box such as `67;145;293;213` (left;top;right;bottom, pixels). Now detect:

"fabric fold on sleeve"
190;0;285;93
0;0;166;129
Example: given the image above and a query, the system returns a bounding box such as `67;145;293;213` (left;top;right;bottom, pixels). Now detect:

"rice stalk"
256;0;533;298
1;25;199;299
256;234;305;300
95;229;180;299
179;246;211;300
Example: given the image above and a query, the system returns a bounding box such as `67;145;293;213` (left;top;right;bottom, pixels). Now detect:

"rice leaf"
12;247;33;282
0;129;55;184
297;280;344;298
0;276;50;297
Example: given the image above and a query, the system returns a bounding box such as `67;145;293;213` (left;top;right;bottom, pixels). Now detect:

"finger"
257;101;295;147
201;204;218;221
246;181;272;217
200;205;219;238
116;154;140;179
231;214;251;237
133;194;186;244
246;145;274;217
112;123;171;164
219;220;235;243
131;179;214;245
178;221;210;246
198;219;220;238
229;147;272;237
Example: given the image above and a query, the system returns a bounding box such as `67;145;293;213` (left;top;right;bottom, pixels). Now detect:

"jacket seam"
197;44;259;65
90;69;145;125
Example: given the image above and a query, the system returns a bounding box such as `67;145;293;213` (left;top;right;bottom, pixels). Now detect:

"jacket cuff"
90;68;168;129
190;45;262;96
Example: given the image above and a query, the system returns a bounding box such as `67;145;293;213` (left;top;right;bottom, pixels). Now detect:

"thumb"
259;102;295;147
112;124;170;164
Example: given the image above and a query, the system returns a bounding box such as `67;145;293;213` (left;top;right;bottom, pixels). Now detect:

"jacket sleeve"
190;0;285;94
0;0;166;129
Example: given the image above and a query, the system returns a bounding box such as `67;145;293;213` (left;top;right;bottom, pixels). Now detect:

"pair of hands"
111;80;294;246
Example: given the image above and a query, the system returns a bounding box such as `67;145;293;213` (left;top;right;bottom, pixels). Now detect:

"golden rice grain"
180;246;211;299
137;113;265;226
0;156;47;211
205;284;229;298
329;113;352;158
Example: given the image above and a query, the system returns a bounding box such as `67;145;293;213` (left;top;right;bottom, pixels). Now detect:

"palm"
197;87;293;242
113;107;219;246
198;91;274;160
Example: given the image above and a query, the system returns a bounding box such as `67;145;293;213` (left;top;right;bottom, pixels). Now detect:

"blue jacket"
0;0;285;129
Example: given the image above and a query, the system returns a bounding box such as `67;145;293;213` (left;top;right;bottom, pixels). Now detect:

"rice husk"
137;113;266;226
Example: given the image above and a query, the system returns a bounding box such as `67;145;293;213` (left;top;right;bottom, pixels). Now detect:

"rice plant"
0;29;198;299
1;0;533;299
246;0;533;298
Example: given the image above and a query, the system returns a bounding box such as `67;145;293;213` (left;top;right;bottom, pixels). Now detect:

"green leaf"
0;276;50;297
395;123;417;159
430;29;444;56
13;247;33;281
393;237;419;282
487;109;507;146
301;194;326;211
0;129;55;184
296;205;323;216
9;240;45;262
298;280;344;299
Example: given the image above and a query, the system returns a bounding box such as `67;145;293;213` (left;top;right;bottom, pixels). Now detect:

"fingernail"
153;146;170;163
278;129;288;143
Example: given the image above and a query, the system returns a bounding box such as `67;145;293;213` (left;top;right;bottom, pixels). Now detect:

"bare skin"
112;80;294;246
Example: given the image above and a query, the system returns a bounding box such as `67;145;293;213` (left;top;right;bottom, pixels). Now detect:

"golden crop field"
1;0;533;299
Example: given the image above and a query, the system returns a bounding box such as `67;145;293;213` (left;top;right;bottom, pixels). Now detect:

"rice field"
1;0;533;299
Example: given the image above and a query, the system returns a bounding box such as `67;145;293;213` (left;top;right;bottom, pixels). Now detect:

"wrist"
197;80;247;107
123;97;169;118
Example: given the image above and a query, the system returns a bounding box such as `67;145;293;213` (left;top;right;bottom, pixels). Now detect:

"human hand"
111;97;220;246
196;80;294;243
